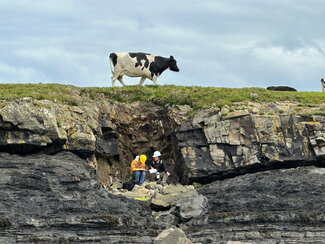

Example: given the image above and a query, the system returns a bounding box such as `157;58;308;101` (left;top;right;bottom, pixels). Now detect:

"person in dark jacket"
149;151;170;185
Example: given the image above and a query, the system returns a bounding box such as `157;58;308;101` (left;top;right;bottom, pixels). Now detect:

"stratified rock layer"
181;166;325;243
177;110;325;183
0;152;167;243
1;98;325;243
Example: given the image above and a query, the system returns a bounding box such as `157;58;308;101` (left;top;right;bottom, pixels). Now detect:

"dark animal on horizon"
266;86;297;91
109;52;179;86
321;78;325;92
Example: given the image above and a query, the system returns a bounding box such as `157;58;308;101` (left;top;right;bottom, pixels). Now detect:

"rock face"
177;110;325;183
1;99;325;184
0;151;167;243
1;98;325;243
181;166;325;243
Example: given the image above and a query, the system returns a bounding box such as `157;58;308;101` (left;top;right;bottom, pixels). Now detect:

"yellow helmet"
139;155;147;163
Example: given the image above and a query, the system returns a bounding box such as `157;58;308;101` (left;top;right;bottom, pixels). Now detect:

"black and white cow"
321;78;325;92
109;52;179;86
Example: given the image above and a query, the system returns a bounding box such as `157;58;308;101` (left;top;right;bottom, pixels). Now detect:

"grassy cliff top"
1;83;325;110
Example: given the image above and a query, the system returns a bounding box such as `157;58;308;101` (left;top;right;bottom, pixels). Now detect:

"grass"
1;83;325;111
0;83;80;105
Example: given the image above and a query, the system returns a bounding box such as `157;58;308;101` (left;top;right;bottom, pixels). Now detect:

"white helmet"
152;151;161;157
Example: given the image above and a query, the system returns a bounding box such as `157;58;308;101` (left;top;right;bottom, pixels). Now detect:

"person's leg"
161;172;169;185
133;171;140;184
139;171;146;185
148;172;156;182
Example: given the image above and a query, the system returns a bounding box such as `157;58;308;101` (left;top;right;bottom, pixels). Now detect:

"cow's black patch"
109;53;118;67
149;56;179;77
168;56;179;72
129;52;150;69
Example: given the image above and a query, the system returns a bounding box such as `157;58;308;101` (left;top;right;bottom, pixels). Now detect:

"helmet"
139;155;147;163
152;151;161;157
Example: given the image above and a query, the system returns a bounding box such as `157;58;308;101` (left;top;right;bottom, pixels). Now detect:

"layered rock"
180;166;325;243
1;98;325;243
0;98;98;156
177;110;325;183
0;152;168;243
2;98;325;184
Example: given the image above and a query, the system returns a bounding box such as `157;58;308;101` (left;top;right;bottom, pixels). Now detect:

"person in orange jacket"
130;155;147;185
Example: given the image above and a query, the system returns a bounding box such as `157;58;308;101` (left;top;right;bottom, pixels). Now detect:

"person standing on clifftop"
149;151;170;185
130;155;147;185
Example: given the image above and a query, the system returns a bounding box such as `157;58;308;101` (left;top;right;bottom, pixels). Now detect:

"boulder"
266;86;297;91
154;227;194;244
150;184;198;211
178;194;209;221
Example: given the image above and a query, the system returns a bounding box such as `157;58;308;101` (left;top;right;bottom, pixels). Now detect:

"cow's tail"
109;53;116;74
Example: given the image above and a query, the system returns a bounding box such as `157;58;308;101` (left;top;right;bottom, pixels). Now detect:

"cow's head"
169;56;179;72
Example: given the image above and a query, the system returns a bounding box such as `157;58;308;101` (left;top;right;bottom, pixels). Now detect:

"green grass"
82;85;325;110
0;83;81;105
1;83;325;110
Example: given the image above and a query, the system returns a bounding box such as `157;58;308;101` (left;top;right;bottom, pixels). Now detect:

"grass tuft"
1;84;325;111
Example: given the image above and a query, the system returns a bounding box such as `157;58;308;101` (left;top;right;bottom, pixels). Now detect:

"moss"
0;216;11;227
297;211;319;224
28;236;42;242
212;211;233;220
100;215;120;225
82;215;120;226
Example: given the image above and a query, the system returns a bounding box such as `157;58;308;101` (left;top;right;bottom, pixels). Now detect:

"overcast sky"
0;0;324;91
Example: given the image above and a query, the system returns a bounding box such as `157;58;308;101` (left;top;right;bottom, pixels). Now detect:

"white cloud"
0;0;324;91
0;62;50;82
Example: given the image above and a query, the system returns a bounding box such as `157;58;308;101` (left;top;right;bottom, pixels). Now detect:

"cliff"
0;85;325;243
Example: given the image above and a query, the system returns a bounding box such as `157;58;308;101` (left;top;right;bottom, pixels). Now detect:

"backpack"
122;181;135;191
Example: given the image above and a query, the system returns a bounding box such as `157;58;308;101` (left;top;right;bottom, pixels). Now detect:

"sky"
0;0;324;91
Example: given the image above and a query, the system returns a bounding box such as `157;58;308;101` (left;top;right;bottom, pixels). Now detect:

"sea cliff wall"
1;98;324;183
0;98;324;243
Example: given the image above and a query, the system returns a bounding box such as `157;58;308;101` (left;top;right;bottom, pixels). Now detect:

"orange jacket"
130;159;146;172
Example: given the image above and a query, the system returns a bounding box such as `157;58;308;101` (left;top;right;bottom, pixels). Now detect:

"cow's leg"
111;76;117;87
139;77;146;86
152;76;158;85
118;76;127;86
111;72;121;87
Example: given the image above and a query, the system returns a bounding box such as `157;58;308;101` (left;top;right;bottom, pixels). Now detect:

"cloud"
0;0;324;91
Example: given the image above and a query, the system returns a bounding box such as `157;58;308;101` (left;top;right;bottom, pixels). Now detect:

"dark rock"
177;113;325;183
1;99;325;243
0;151;167;243
180;166;325;243
266;86;297;91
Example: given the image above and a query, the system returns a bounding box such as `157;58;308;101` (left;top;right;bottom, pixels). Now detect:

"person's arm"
162;161;170;175
149;161;155;169
130;160;136;172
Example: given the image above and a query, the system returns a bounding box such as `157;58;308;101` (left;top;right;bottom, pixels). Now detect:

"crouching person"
131;155;147;185
149;151;170;185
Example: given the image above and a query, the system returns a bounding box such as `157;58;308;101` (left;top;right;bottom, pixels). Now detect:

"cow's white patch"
110;52;157;86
